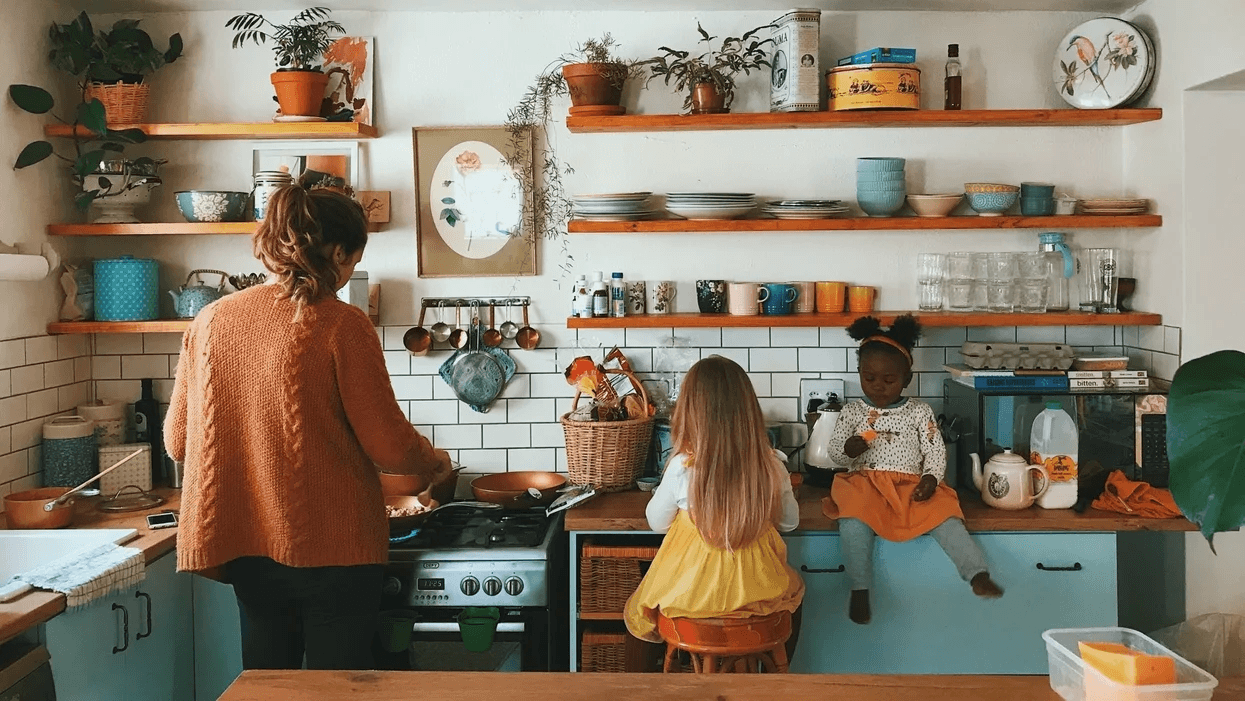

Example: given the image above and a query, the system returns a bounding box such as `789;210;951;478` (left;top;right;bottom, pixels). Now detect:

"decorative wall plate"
1054;17;1154;109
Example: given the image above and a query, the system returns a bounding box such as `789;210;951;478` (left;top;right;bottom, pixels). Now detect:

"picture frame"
252;142;361;191
413;126;536;278
321;36;374;124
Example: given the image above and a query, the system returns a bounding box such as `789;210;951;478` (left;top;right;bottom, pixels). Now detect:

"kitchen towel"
1090;469;1182;518
13;543;146;608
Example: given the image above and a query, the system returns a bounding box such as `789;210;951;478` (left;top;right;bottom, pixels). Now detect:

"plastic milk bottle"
1031;401;1078;509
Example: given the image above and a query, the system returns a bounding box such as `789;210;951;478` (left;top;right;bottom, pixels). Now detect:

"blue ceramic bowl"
856;171;908;182
966;190;1020;216
1020;197;1056;216
857;191;907;217
856;157;906;172
175;191;251;223
856;182;907;191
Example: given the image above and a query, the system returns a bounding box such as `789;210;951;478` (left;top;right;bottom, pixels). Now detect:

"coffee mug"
792;282;816;313
815;281;847;313
627;281;646;314
696;280;727;313
761;283;799;315
847;285;877;313
647;280;677;314
727;282;769;316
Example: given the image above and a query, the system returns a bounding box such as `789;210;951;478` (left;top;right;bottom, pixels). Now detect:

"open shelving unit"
48;320;193;335
566;310;1162;329
569;214;1161;234
44;121;378;140
47;222;382;236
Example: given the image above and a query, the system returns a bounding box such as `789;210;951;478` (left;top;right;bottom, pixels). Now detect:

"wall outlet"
799;378;846;418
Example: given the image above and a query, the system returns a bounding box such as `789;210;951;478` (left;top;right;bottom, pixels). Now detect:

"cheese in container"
770;8;822;112
826;62;921;111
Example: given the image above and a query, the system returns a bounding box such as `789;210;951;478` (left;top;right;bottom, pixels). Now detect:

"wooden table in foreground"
220;671;1245;701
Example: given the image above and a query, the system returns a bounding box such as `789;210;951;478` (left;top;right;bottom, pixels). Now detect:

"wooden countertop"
565;486;1198;533
219;671;1245;700
0;489;181;646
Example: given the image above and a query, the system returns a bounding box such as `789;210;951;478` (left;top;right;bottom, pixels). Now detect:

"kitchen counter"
0;489;181;646
565;486;1198;532
219;671;1245;700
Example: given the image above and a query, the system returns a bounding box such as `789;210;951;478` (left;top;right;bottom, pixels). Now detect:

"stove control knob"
382;576;402;597
482;577;503;597
460;577;480;596
504;577;524;596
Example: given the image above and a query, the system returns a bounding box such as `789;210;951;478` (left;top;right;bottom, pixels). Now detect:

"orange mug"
847;285;877;313
815;281;847;313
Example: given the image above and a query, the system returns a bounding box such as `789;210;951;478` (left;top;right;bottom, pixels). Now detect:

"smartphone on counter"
146;511;178;530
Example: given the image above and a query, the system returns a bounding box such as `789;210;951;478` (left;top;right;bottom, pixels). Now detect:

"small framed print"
252;141;360;191
413;126;536;278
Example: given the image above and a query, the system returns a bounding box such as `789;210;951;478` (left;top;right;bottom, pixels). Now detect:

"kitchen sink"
0;529;138;603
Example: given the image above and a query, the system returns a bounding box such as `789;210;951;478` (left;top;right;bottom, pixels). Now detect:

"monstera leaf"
1168;350;1245;547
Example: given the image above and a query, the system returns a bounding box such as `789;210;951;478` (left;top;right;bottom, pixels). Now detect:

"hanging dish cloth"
1091;470;1182;519
12;543;146;608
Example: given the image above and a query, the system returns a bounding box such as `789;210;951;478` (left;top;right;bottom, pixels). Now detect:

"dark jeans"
226;556;383;671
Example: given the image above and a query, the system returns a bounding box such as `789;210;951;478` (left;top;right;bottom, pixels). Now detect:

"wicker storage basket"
561;368;652;492
580;630;628;672
85;82;150;123
579;541;660;613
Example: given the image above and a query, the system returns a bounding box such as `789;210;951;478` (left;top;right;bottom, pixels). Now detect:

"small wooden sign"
359;191;391;224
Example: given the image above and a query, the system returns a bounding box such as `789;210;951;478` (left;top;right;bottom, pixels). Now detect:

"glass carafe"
1038;232;1073;311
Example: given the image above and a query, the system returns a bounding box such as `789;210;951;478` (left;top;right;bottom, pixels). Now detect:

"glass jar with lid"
253;170;294;221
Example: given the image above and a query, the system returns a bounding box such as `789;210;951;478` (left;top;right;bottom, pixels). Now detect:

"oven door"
401;607;551;672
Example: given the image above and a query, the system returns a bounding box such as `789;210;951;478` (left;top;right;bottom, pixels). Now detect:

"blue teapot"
169;269;228;318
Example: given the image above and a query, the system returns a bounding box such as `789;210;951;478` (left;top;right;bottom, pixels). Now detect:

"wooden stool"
656;610;792;674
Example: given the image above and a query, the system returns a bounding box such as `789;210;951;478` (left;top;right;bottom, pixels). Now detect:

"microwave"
942;379;1169;507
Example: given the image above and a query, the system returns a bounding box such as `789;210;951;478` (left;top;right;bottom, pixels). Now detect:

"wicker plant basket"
580;630;628;672
579;541;660;614
85;82;150;123
561;367;652;492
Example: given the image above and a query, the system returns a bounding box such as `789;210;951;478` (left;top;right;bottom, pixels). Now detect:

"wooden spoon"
515;304;541;350
483;304;503;348
448;302;467;349
403;304;432;355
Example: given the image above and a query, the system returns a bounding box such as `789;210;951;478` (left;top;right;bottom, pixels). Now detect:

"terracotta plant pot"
690;82;729;114
270;70;330;117
562;62;627;116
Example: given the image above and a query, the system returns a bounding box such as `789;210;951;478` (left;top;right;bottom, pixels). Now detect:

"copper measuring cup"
403;304;432;355
448;302;468;349
515;303;541;350
483;303;503;348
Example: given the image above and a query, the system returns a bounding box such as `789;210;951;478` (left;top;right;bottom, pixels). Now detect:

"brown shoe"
971;572;1004;598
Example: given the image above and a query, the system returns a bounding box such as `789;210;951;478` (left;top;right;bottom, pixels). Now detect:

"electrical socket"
799;378;845;418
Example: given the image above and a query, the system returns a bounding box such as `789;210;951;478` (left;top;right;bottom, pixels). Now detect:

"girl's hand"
843;435;869;459
912;474;939;502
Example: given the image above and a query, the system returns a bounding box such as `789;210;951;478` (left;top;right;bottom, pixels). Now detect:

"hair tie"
862;335;913;364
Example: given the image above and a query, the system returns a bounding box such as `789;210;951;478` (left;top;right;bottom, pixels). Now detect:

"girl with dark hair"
166;183;451;670
822;315;1001;625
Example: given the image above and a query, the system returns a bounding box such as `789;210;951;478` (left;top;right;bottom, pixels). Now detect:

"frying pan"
386;493;439;534
439;319;515;413
470;471;568;509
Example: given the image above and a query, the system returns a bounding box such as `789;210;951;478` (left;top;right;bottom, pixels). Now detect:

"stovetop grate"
389;506;553;550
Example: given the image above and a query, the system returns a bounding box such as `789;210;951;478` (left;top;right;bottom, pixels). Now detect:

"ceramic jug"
970;449;1049;510
805;406;842;469
170;269;228;319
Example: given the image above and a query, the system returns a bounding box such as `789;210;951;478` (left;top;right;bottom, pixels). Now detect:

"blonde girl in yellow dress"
623;355;805;667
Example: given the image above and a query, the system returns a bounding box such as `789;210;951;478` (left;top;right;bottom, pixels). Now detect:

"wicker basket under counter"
579;540;660;614
580;629;628;672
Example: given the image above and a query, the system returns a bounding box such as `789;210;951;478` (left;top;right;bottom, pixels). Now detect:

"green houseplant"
646;21;776;114
48;12;183;123
226;7;344;117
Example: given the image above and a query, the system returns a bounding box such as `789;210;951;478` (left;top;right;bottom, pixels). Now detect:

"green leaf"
108;128;147;144
1168;350;1245;547
441;197;455;204
165;33;183;62
73;149;106;178
74;190;97;211
14;141;54;169
77;100;107;134
9;85;55;114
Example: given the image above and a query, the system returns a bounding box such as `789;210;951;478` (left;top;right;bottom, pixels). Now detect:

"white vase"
85;175;160;224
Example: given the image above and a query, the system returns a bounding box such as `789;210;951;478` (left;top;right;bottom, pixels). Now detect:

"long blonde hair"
671;355;786;550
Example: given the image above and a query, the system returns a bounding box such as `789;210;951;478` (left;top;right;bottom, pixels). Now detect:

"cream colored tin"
826;62;921;111
770;8;822;112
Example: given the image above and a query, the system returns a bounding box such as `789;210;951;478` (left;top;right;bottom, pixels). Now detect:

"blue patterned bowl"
966;190;1020;216
857;157;906;171
176;191;250;223
857;191;907;217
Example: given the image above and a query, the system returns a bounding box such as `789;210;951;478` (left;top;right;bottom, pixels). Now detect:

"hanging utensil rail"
420;296;531;309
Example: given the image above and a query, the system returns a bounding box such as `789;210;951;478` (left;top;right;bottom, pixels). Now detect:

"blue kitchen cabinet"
785;532;1116;674
192;575;243;700
132;551;195;701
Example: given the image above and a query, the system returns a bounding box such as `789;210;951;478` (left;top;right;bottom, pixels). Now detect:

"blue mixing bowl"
857;157;906;172
966;190;1020;216
857;191;907;217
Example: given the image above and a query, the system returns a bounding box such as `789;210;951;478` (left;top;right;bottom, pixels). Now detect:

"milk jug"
1031;401;1078;509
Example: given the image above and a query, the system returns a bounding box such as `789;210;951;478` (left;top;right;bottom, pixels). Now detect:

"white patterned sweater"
825;398;947;480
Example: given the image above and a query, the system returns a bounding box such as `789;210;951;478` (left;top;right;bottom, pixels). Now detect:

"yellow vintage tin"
826;62;921;111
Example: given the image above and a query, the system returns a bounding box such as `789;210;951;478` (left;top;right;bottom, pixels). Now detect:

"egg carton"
960;342;1075;370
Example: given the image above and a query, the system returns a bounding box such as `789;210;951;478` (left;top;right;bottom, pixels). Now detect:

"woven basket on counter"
560;367;652;492
580;630;628;673
579;541;660;614
85;82;150;123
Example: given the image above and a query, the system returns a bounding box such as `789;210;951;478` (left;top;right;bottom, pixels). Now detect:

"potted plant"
49;12;183;123
558;34;645;116
645;21;776;114
226;7;344;118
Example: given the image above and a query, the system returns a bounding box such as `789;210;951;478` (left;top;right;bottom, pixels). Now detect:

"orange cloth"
824;470;965;542
165;285;441;577
1091;470;1182;518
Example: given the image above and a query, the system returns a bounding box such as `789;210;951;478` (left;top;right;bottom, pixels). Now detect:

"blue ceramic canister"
94;256;159;321
42;416;97;487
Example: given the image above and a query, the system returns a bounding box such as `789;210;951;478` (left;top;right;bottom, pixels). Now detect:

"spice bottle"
572;275;587;316
609;272;626;317
945;44;962;110
574;277;594;318
591;271;609;317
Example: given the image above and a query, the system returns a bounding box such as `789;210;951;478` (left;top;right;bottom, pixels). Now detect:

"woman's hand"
426;449;454;485
912;474;939;502
843;435;869;459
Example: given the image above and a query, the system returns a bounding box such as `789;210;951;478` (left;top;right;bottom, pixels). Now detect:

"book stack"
944;365;1149;391
1067;369;1149;389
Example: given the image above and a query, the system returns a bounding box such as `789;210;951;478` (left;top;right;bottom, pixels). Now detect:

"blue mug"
761;283;799;315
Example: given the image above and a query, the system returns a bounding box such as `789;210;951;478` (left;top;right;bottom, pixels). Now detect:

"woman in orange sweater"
165;183;451;671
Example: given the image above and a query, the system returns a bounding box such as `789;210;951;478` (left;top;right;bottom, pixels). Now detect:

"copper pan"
470;471;567;509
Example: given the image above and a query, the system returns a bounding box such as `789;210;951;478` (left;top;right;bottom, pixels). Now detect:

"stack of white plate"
664;192;757;220
572;192;657;221
761;199;849;219
1077;198;1150;215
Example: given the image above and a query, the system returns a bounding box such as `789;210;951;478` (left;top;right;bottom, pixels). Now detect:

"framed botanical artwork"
413;126;536;278
252;142;360;191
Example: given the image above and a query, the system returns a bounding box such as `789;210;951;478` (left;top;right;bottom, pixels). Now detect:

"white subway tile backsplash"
57;335;89;360
0;340;26;370
0;452;24;483
653;347;699;373
59;383;91;412
11;365;43;395
510;348;560;375
483;424;530;449
1151;352;1180;382
154;380;174;404
12;419;42;451
758;397;797;423
747;373;771;397
122;355;169;380
92;356;121;380
26;390;58;420
457;449;509;474
673;328;721;348
410;351;450;376
509;448;557;470
383;351;411;376
432;377;459;401
381;327;408;351
798;348;847;373
555;448;568;473
529;324;573;351
1066;326;1116;347
0;396;27;427
1015;327;1066;344
722;328;769;348
1136;326;1165;353
507;399;558;424
705;347;749;369
434;424;482;449
74;357;91;383
24;337;57;365
625;328;673;348
770;328;819;348
576;328;627;350
770;373;806;398
529;373;568;398
558;346;602;369
0;427;9;455
750;348;797;373
142;333;183;355
1125;348;1152;371
819;327;853;348
918;327;967;347
407;399;460;425
966;327;1016;343
1122;326;1140;347
499;374;530;399
457;405;509;424
94;335;143;356
0;370;9;399
617;348;653;373
1164;326;1181;356
96;380;141;404
44;360;75;388
911;347;945;373
390;375;433;401
531;423;564;448
918;372;950;397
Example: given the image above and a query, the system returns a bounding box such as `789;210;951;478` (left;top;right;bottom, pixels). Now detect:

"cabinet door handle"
112;603;130;654
1036;562;1082;572
800;564;846;574
135;591;153;640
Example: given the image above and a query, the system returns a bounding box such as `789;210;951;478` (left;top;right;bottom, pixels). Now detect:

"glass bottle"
609;272;626;318
1038;232;1073;311
591;271;609;317
945;44;962;110
571;275;587;317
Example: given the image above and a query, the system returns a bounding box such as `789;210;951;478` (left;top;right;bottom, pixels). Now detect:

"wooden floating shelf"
569;214;1162;234
48;222;383;236
567;310;1162;329
44;122;377;140
567;108;1163;133
49;320;192;335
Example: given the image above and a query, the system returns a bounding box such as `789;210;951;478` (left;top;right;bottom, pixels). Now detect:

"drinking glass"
987;280;1015;312
1082;248;1120;313
1018;279;1049;313
947;280;974;310
1018;252;1049;280
986;252;1018;281
947;252;973;280
918;253;946;282
970;253;990;312
919;280;945;311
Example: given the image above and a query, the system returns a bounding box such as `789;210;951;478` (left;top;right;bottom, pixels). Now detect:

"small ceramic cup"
761;283;799;315
815;281;848;313
847;285;877;313
792;282;816;313
727;282;769;316
626;281;646;314
646;281;677;314
696;280;727;313
1055;196;1078;216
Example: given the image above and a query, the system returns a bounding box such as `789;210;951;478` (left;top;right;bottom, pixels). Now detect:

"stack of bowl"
1020;182;1056;216
857;158;907;217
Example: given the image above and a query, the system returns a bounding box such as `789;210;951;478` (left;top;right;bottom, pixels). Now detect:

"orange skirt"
823;470;964;542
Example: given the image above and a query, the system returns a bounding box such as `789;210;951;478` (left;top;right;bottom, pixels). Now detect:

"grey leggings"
838;517;988;591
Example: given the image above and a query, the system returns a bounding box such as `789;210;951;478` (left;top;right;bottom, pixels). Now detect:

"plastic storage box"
1043;627;1218;701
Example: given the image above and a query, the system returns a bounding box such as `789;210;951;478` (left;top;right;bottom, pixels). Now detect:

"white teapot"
971;449;1049;510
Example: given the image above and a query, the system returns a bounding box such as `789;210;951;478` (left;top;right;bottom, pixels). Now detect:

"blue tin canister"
94;256;159;321
42;416;98;487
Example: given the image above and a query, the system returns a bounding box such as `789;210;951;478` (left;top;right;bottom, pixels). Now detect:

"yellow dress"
623;510;806;643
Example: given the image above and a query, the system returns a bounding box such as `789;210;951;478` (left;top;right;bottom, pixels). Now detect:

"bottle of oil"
945;44;962;110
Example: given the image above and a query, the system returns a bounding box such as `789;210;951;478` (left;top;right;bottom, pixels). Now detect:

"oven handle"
410;622;525;634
